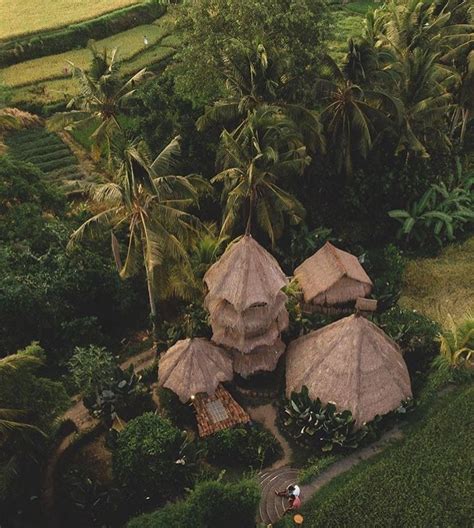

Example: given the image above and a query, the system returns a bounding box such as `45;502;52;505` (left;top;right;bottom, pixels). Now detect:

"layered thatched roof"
286;314;412;426
204;235;288;312
233;339;286;377
294;242;373;306
158;338;233;403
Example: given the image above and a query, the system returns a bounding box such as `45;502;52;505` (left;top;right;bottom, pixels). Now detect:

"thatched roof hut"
203;235;289;376
233;340;286;377
158;338;233;403
286;314;412;426
294;242;372;308
204;235;288;312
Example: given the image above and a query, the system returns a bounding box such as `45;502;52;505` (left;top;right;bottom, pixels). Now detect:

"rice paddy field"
0;0;140;41
0;15;176;88
400;237;474;326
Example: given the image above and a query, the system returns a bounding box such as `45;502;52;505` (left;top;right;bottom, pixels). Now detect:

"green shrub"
276;386;474;528
158;387;197;429
35;156;77;172
0;1;167;67
281;386;367;453
127;477;261;528
205;424;283;469
113;413;192;507
378;307;440;388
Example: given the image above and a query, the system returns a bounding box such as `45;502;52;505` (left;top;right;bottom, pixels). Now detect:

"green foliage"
363;244;405;311
282;386;368;452
432;313;474;384
158;387;196;430
127;477;261;528
378;307;440;389
298;454;340;485
0;1;167;67
276;386;474;528
389;174;474;248
174;0;331;106
113;413;192;507
0;155;146;359
205;424;282;469
68;345;116;397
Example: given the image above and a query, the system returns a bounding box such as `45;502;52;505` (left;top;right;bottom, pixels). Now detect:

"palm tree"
315;55;397;176
0;353;43;437
451;49;474;144
68;135;209;342
213;105;309;246
49;45;150;159
197;41;325;155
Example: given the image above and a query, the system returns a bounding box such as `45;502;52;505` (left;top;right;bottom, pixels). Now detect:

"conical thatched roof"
158;338;233;403
286;314;412;426
294;242;372;305
204;235;288;312
233;339;286;377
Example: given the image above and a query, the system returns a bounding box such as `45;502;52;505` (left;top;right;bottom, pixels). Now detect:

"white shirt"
288;484;300;497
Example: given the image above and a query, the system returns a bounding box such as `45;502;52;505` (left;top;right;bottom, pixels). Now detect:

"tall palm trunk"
245;188;256;236
145;266;158;351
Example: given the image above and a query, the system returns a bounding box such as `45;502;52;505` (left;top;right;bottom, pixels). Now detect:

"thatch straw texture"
295;242;372;305
356;297;378;313
286;314;412;426
206;291;288;337
204;235;288;312
233;339;286;377
158;338;233;403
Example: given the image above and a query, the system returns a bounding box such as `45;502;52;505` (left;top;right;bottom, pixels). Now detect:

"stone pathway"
257;427;403;525
247;403;292;469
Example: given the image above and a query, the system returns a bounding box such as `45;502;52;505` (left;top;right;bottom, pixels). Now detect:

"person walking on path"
143;35;149;47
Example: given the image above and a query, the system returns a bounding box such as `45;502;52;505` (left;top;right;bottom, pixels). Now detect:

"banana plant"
282;386;367;452
389;169;474;246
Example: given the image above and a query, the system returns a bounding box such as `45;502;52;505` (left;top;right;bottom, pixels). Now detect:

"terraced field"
5;127;94;190
0;0;140;41
1;16;176;88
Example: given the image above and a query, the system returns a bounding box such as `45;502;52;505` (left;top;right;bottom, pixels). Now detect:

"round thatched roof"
203;235;288;312
158;338;233;403
294;242;373;305
233;339;286;377
286;314;412;426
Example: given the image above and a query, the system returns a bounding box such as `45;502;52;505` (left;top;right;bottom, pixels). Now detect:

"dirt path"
247;403;292;469
258;427;403;525
41;346;157;524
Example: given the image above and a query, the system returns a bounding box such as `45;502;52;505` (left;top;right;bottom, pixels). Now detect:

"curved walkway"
41;346;157;525
257;427;403;525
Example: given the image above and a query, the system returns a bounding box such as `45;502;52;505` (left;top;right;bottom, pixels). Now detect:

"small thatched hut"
286;314;412;426
294;242;373;313
158;338;233;403
203;235;289;376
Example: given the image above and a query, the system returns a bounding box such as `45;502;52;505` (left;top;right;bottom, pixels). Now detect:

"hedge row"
0;1;166;67
276;386;474;528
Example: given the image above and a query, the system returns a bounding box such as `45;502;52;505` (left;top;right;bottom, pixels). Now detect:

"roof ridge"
324;241;347;276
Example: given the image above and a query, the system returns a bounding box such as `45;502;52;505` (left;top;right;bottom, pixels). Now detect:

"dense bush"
0;1;166;67
158;387;196;429
378;307;441;387
205;424;282;469
127;477;261;528
276;386;474;528
113;413;192;507
0;156;146;361
281;386;368;453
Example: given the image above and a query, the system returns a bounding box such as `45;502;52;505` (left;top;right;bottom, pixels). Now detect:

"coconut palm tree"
49;45;150;159
0;353;43;437
213;105;309;246
315;55;397;176
197;41;325;155
68;135;209;342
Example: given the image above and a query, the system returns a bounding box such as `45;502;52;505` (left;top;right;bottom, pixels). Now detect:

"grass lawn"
400;237;474;326
0;0;140;41
0;16;175;88
328;10;367;63
277;385;474;528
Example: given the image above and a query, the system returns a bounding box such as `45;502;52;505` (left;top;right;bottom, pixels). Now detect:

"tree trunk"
245;189;256;236
145;266;158;351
